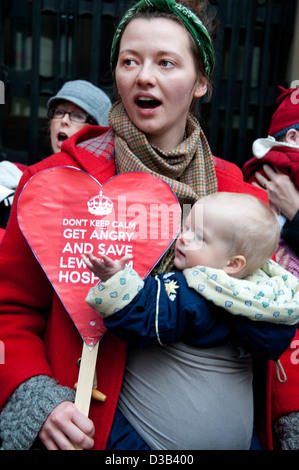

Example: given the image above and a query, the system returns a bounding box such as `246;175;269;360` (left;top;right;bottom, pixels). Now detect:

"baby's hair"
197;192;280;275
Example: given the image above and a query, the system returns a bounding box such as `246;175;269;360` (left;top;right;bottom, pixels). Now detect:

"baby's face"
174;202;231;271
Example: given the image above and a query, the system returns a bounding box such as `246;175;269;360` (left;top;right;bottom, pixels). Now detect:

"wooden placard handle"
73;341;100;450
74;341;99;417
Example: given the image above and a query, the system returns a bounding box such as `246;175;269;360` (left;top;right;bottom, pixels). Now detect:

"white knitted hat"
47;80;111;126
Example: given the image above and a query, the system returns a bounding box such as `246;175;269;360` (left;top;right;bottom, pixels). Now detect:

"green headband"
110;0;215;79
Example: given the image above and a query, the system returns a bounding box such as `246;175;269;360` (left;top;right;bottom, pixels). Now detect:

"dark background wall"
0;0;297;168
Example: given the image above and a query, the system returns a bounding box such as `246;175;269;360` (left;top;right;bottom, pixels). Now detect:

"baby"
243;86;299;192
83;192;299;348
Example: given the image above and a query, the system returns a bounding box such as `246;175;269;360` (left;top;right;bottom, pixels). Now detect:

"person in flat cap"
47;80;111;153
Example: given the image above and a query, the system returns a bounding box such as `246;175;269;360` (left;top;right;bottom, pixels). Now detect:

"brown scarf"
109;101;218;273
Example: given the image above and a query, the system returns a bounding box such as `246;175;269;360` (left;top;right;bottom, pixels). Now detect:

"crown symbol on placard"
87;190;114;216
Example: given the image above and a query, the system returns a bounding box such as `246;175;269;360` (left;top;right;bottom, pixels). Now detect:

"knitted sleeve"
273;412;299;450
0;375;75;450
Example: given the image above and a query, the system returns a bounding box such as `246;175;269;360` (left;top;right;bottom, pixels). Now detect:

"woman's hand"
39;401;95;450
254;165;299;220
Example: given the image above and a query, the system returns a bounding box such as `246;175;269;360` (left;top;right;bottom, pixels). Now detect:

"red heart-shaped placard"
18;167;181;346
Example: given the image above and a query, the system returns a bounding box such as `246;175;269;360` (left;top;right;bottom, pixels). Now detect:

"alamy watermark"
0;339;298;366
0;80;4;104
0;341;4;364
290;340;299;365
290;80;299;104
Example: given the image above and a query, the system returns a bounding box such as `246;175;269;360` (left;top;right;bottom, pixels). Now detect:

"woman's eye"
73;112;85;120
195;233;204;242
122;58;136;67
160;60;174;68
55;109;64;117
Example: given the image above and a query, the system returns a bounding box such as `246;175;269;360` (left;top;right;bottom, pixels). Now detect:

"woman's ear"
193;79;207;99
223;255;246;276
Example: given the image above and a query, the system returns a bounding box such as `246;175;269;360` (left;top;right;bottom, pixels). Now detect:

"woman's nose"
136;63;156;86
61;113;71;124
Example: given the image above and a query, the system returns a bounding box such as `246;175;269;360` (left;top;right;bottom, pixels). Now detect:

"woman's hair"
199;192;281;275
179;0;217;95
112;0;217;99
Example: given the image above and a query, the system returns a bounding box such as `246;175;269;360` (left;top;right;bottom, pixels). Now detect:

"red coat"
258;329;299;450
0;126;268;449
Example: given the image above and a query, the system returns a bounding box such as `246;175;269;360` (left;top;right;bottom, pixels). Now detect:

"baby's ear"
223;255;246;276
285;128;298;145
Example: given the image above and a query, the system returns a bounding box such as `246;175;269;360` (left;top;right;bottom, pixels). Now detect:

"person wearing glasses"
47;80;111;154
0;81;111;240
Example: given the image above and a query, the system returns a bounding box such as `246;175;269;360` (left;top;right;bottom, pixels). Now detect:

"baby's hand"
82;253;133;282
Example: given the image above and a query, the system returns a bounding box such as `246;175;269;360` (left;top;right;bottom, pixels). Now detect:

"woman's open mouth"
56;132;69;149
57;132;68;143
136;96;161;110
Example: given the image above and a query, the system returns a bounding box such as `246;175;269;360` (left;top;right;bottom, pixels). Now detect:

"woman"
47;79;111;154
0;80;111;239
0;0;296;450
